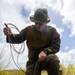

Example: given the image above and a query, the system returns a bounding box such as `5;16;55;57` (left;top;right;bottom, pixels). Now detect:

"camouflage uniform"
6;8;61;75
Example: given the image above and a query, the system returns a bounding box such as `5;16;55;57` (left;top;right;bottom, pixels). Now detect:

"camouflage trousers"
26;54;61;75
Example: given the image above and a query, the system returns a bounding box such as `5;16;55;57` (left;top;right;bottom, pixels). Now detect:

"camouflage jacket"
7;25;61;59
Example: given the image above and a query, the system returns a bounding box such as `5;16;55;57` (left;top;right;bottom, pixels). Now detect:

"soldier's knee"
47;54;59;63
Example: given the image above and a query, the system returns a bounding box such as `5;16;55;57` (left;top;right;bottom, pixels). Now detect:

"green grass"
0;70;47;75
0;70;25;75
0;67;75;75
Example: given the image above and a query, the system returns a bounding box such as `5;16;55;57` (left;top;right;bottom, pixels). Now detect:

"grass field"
0;67;75;75
0;70;47;75
0;70;25;75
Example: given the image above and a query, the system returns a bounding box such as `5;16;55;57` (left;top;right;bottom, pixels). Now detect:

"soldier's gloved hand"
38;51;47;62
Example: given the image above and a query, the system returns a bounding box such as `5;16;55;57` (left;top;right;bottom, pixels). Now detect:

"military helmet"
30;8;50;23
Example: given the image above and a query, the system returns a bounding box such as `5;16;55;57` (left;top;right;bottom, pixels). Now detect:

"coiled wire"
5;23;26;74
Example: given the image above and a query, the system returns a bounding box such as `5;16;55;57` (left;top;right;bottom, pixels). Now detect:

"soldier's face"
35;22;47;32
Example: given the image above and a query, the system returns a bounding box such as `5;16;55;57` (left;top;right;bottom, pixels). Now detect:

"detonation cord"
4;23;26;74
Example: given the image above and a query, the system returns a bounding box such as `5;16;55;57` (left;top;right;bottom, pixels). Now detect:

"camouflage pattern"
30;8;50;23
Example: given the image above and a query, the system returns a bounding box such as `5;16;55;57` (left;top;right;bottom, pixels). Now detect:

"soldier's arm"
44;28;61;54
6;28;26;44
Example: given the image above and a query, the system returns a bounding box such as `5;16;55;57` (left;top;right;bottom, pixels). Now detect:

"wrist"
44;50;48;55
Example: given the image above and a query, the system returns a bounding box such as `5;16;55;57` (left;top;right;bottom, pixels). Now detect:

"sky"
0;0;75;69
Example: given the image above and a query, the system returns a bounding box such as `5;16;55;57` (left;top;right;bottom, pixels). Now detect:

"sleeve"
44;28;61;54
6;28;27;44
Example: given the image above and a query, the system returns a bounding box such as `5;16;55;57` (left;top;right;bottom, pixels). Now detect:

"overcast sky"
0;0;75;69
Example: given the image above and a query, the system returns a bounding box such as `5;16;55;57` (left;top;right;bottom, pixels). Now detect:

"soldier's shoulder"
24;25;33;30
47;25;56;31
